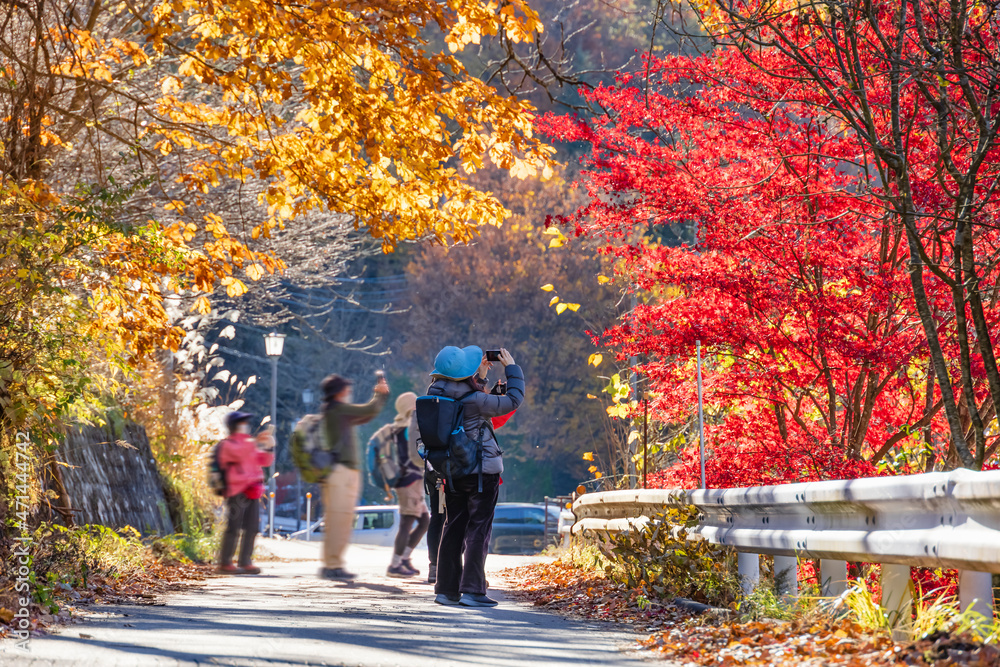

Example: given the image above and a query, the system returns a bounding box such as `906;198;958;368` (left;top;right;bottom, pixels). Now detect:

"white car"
352;505;429;548
291;505;428;547
351;505;401;547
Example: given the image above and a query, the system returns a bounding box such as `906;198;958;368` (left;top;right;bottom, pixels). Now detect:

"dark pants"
394;514;431;555
435;473;500;597
427;484;444;567
219;493;259;566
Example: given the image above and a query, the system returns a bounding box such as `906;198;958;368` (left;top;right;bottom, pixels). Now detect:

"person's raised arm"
338;377;390;421
475;348;524;417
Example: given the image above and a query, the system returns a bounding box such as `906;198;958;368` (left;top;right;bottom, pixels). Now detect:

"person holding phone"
317;371;390;579
425;368;515;584
424;345;524;607
216;411;275;575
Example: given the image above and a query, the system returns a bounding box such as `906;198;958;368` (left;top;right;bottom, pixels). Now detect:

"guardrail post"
773;555;798;598
305;492;312;542
959;570;994;621
543;496;550;548
820;559;847;597
881;563;912;641
268;492;275;538
738;552;760;595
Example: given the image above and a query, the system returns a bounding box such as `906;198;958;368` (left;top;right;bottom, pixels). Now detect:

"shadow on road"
16;545;646;666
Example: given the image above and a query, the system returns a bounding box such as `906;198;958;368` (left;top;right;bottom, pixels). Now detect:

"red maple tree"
538;43;989;486
698;0;1000;471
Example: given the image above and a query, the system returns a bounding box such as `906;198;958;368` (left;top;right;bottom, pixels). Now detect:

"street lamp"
263;332;285;537
264;331;285;357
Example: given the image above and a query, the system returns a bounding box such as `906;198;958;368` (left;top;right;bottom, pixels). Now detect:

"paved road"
4;538;651;666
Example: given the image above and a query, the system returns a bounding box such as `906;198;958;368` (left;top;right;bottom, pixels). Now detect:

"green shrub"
151;531;219;565
27;523;146;612
598;505;742;609
159;472;216;537
157;471;222;564
31;524;144;584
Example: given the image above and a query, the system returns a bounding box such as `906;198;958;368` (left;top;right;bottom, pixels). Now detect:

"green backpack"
290;413;337;483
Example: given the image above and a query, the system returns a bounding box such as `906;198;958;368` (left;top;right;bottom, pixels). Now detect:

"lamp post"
642;393;649;489
296;387;314;531
697;340;706;489
263;332;285;537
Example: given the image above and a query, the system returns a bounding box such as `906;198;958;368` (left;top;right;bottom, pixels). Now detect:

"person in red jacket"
216;411;275;574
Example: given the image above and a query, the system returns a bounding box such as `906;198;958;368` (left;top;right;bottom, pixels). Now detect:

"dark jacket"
322;392;388;471
426;364;525;475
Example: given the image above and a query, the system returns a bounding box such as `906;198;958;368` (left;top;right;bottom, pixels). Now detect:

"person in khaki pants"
318;372;389;579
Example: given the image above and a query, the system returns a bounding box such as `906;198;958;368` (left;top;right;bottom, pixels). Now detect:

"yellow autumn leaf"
192;296;212;314
246;263;265;281
586;393;597;399
582;452;594;461
588;465;598;473
588;353;603;367
594;471;603;479
598;275;612;284
566;303;580;312
223;278;248;298
161;75;182;95
556;303;568;314
549;295;559;306
540;284;555;292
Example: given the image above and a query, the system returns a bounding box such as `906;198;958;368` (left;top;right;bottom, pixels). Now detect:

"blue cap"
431;345;483;380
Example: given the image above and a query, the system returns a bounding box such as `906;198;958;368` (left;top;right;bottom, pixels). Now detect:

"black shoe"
400;559;420;576
387;564;415;578
434;593;461;606
320;567;356;580
460;593;498;607
427;564;437;584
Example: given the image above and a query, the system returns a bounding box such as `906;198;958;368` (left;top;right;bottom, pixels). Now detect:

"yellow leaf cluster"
0;0;556;373
144;0;555;249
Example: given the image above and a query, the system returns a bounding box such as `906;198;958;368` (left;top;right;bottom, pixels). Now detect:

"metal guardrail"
572;469;1000;625
288;519;324;540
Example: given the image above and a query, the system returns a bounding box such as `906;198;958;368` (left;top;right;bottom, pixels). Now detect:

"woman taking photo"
425;345;524;607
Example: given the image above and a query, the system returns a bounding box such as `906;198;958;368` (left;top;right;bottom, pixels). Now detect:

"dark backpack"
415;391;490;491
208;440;229;496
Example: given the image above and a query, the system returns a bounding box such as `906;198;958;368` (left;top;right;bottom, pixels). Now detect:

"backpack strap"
480;420;498;492
433;389;482;491
447;391;477;490
476;425;484;493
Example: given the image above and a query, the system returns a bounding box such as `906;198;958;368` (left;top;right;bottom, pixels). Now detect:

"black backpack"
208;440;229;496
415;391;490;491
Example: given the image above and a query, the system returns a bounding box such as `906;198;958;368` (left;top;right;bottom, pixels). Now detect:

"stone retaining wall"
58;421;174;535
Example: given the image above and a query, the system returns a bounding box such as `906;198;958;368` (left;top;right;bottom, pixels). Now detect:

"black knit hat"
321;374;352;398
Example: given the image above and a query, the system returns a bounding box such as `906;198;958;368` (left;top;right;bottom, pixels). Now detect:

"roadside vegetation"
505;511;999;666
